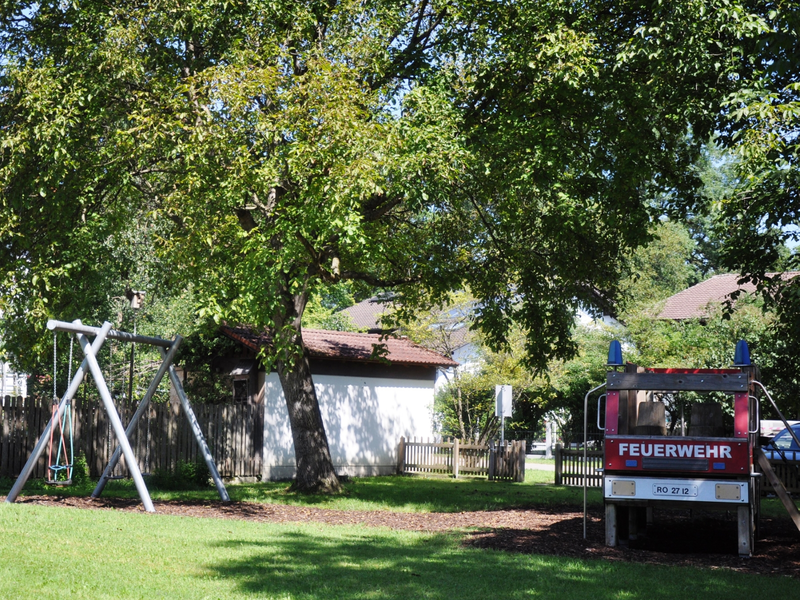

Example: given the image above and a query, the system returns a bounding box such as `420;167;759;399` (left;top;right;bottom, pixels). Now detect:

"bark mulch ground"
6;494;800;579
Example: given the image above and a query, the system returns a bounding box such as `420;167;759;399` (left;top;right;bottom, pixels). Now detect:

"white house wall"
262;372;434;480
0;361;27;400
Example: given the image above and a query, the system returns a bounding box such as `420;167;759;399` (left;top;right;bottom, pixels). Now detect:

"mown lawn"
1;501;796;600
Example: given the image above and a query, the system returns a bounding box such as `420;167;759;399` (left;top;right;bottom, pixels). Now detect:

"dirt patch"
6;495;800;578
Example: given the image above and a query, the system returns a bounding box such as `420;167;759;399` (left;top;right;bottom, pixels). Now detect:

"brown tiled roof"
220;325;458;368
658;272;799;320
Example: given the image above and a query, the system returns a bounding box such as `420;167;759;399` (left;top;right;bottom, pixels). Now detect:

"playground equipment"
44;332;75;485
5;319;230;512
584;340;800;556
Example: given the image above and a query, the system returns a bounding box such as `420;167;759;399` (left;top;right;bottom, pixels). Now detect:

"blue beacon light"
607;340;624;367
733;340;751;367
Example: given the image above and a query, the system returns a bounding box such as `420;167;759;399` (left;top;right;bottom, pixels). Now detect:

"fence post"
453;438;459;478
555;443;563;485
488;441;496;480
0;401;8;477
397;436;406;474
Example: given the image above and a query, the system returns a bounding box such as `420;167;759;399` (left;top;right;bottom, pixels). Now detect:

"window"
233;379;249;403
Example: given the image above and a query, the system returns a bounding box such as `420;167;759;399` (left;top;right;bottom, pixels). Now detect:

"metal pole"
5;321;107;504
47;319;172;348
92;335;183;498
77;323;155;513
752;380;800;450
583;381;607;540
128;314;136;408
161;347;230;502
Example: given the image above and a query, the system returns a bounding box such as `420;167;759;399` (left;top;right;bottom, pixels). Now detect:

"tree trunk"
273;278;341;494
277;348;341;494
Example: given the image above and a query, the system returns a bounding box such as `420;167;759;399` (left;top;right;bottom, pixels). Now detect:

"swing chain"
52;332;75;404
52;331;58;402
66;335;74;406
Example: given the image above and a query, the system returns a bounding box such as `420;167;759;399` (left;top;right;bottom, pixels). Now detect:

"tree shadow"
202;526;768;599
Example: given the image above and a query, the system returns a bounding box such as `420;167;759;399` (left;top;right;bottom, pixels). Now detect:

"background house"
658;272;800;321
658;273;759;320
1;359;27;400
341;296;480;390
219;326;457;480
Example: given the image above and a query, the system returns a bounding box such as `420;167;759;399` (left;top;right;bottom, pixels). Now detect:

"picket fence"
758;459;800;494
0;395;262;480
397;436;526;482
554;445;604;487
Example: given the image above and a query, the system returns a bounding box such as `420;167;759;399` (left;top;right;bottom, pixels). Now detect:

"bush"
71;452;89;485
147;459;211;490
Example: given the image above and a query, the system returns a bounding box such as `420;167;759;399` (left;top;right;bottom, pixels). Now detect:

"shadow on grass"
203;527;772;600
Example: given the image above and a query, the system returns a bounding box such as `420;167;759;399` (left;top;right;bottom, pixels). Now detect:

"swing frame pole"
5;321;106;504
46;319;172;348
92;334;183;498
161;346;231;502
75;324;156;512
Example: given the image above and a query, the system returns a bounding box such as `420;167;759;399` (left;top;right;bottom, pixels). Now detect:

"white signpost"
495;384;512;444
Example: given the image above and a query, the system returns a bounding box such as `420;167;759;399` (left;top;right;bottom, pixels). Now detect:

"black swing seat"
44;479;73;486
45;464;73;486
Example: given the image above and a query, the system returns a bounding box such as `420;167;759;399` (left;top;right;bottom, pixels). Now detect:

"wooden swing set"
4;319;230;512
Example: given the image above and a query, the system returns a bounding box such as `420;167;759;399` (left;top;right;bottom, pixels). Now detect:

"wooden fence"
554;444;603;487
397;437;526;482
0;396;262;480
758;459;800;494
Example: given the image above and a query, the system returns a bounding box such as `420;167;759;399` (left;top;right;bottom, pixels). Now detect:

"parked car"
762;424;800;461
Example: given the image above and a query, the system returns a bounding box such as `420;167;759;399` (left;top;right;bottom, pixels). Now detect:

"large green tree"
1;0;468;492
1;1;768;491
436;1;768;370
682;4;800;400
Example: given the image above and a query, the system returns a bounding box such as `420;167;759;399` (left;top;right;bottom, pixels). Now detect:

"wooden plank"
1;402;9;477
236;405;244;477
453;438;459;478
607;371;749;393
606;503;618;547
738;505;752;556
756;449;800;532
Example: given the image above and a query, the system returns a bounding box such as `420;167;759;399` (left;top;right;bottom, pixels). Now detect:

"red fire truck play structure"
585;340;800;556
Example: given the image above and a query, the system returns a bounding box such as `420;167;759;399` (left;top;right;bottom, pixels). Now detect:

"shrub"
148;459;211;490
71;452;89;485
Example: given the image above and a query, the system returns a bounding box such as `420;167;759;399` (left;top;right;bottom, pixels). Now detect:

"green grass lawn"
2;472;798;598
1;501;796;600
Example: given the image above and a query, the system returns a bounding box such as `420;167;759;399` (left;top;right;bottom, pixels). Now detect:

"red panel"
649;368;742;374
734;392;749;439
605;391;619;435
604;436;750;475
